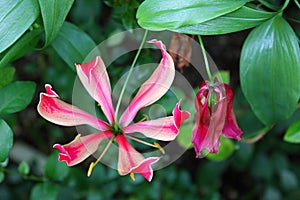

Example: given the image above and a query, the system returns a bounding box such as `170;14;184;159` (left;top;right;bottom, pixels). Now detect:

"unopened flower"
38;40;190;181
192;80;242;158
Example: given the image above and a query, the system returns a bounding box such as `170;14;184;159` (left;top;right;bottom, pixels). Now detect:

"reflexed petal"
76;56;115;124
116;134;160;181
119;40;175;127
53;131;114;166
123;101;190;141
222;84;243;140
192;84;226;157
38;84;110;130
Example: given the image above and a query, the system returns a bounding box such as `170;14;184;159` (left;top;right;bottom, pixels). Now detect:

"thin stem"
114;30;149;122
198;35;214;83
241;124;274;144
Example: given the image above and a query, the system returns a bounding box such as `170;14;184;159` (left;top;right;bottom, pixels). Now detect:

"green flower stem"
198;35;214;83
114;30;149;122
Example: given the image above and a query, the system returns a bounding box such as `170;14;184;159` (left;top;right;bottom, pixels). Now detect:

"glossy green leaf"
0;28;43;68
30;183;58;200
38;0;74;47
0;67;15;89
0;0;39;53
0;81;36;114
137;0;248;30
44;151;69;181
51;22;98;71
206;136;235;161
240;15;300;125
0;119;13;162
284;119;300;143
171;6;276;35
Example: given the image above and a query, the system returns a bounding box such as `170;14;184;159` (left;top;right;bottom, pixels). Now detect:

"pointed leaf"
44;151;69;181
0;28;43;68
0;119;13;162
0;81;36;114
0;67;15;89
38;0;74;47
284;119;300;143
137;0;248;30
51;22;98;71
240;15;300;125
0;0;39;53
171;6;276;35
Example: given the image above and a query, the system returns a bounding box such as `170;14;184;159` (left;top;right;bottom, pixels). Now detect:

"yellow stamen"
87;162;95;177
86;137;114;177
126;135;165;154
139;114;150;122
130;172;136;181
154;142;165;154
97;103;101;107
75;134;81;140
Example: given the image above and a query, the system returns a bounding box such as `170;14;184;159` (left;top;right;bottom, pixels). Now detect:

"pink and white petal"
119;40;175;127
116;134;160;181
38;85;110;131
222;84;243;140
76;56;115;124
53;131;114;166
123;101;190;141
130;157;160;182
192;86;226;157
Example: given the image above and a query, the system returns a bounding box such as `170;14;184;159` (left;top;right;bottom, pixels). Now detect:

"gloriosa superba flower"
37;39;190;181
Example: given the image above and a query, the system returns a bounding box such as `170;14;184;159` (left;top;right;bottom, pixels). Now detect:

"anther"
75;134;81;140
87;162;95;177
86;137;114;177
154;142;165;154
130;172;136;181
126;135;165;154
139;114;150;122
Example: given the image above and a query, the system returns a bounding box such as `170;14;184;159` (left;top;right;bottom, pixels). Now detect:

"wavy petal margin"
53;131;114;166
123;101;190;141
76;56;115;124
119;40;175;127
38;84;110;131
222;84;243;140
116;134;160;181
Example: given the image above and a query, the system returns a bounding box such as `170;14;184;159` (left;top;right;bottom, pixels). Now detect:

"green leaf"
18;161;30;175
0;28;43;68
137;0;248;30
0;67;15;89
206;136;235;161
44;151;69;181
30;183;58;200
284;119;300;143
0;119;13;162
0;0;39;53
240;15;300;125
0;81;36;114
51;22;98;71
38;0;74;47
171;6;277;35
